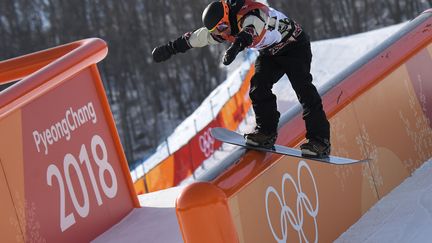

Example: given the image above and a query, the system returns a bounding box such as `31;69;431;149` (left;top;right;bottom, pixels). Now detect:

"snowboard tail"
211;127;369;165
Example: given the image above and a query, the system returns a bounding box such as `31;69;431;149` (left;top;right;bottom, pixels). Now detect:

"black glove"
152;44;176;63
223;42;243;65
222;30;253;65
152;33;193;63
227;0;245;14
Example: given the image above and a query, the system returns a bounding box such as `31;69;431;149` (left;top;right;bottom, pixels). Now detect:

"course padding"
0;39;138;242
176;9;432;243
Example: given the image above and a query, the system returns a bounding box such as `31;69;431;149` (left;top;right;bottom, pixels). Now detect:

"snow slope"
335;159;432;242
273;23;406;111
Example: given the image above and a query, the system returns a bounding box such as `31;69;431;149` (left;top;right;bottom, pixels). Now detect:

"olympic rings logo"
199;129;215;158
265;161;319;243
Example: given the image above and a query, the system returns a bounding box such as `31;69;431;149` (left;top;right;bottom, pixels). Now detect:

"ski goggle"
210;22;230;35
209;1;230;34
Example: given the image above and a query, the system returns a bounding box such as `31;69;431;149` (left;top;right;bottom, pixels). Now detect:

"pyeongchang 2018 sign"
21;68;133;242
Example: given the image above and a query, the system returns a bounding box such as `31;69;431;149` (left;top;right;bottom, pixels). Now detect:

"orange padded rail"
176;182;239;243
1;39;106;109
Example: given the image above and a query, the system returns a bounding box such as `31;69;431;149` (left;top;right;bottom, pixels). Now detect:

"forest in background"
0;0;430;164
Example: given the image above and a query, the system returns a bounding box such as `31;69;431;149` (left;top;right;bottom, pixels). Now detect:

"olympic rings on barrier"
265;161;319;243
199;129;215;158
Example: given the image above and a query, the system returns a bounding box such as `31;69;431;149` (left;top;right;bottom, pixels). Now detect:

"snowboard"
211;127;369;165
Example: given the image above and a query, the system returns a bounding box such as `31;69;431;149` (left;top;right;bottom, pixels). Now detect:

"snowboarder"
152;0;331;158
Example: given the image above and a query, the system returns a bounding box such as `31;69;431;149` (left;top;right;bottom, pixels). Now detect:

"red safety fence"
189;119;223;170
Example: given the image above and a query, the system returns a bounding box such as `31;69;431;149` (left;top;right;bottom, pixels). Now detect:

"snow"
92;207;182;243
273;23;406;111
92;186;185;243
335;159;432;243
100;22;432;243
138;185;186;208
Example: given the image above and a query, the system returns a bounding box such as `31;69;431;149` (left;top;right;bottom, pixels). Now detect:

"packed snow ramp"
176;9;432;243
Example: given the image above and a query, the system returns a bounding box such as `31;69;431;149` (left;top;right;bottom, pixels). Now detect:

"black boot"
244;127;278;149
300;137;331;158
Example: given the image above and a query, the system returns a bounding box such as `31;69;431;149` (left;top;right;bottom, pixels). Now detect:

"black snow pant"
249;36;330;140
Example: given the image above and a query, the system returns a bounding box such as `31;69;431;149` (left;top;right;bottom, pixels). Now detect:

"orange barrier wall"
176;10;432;243
133;177;147;195
134;66;254;193
0;39;138;242
145;155;175;192
219;66;254;130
